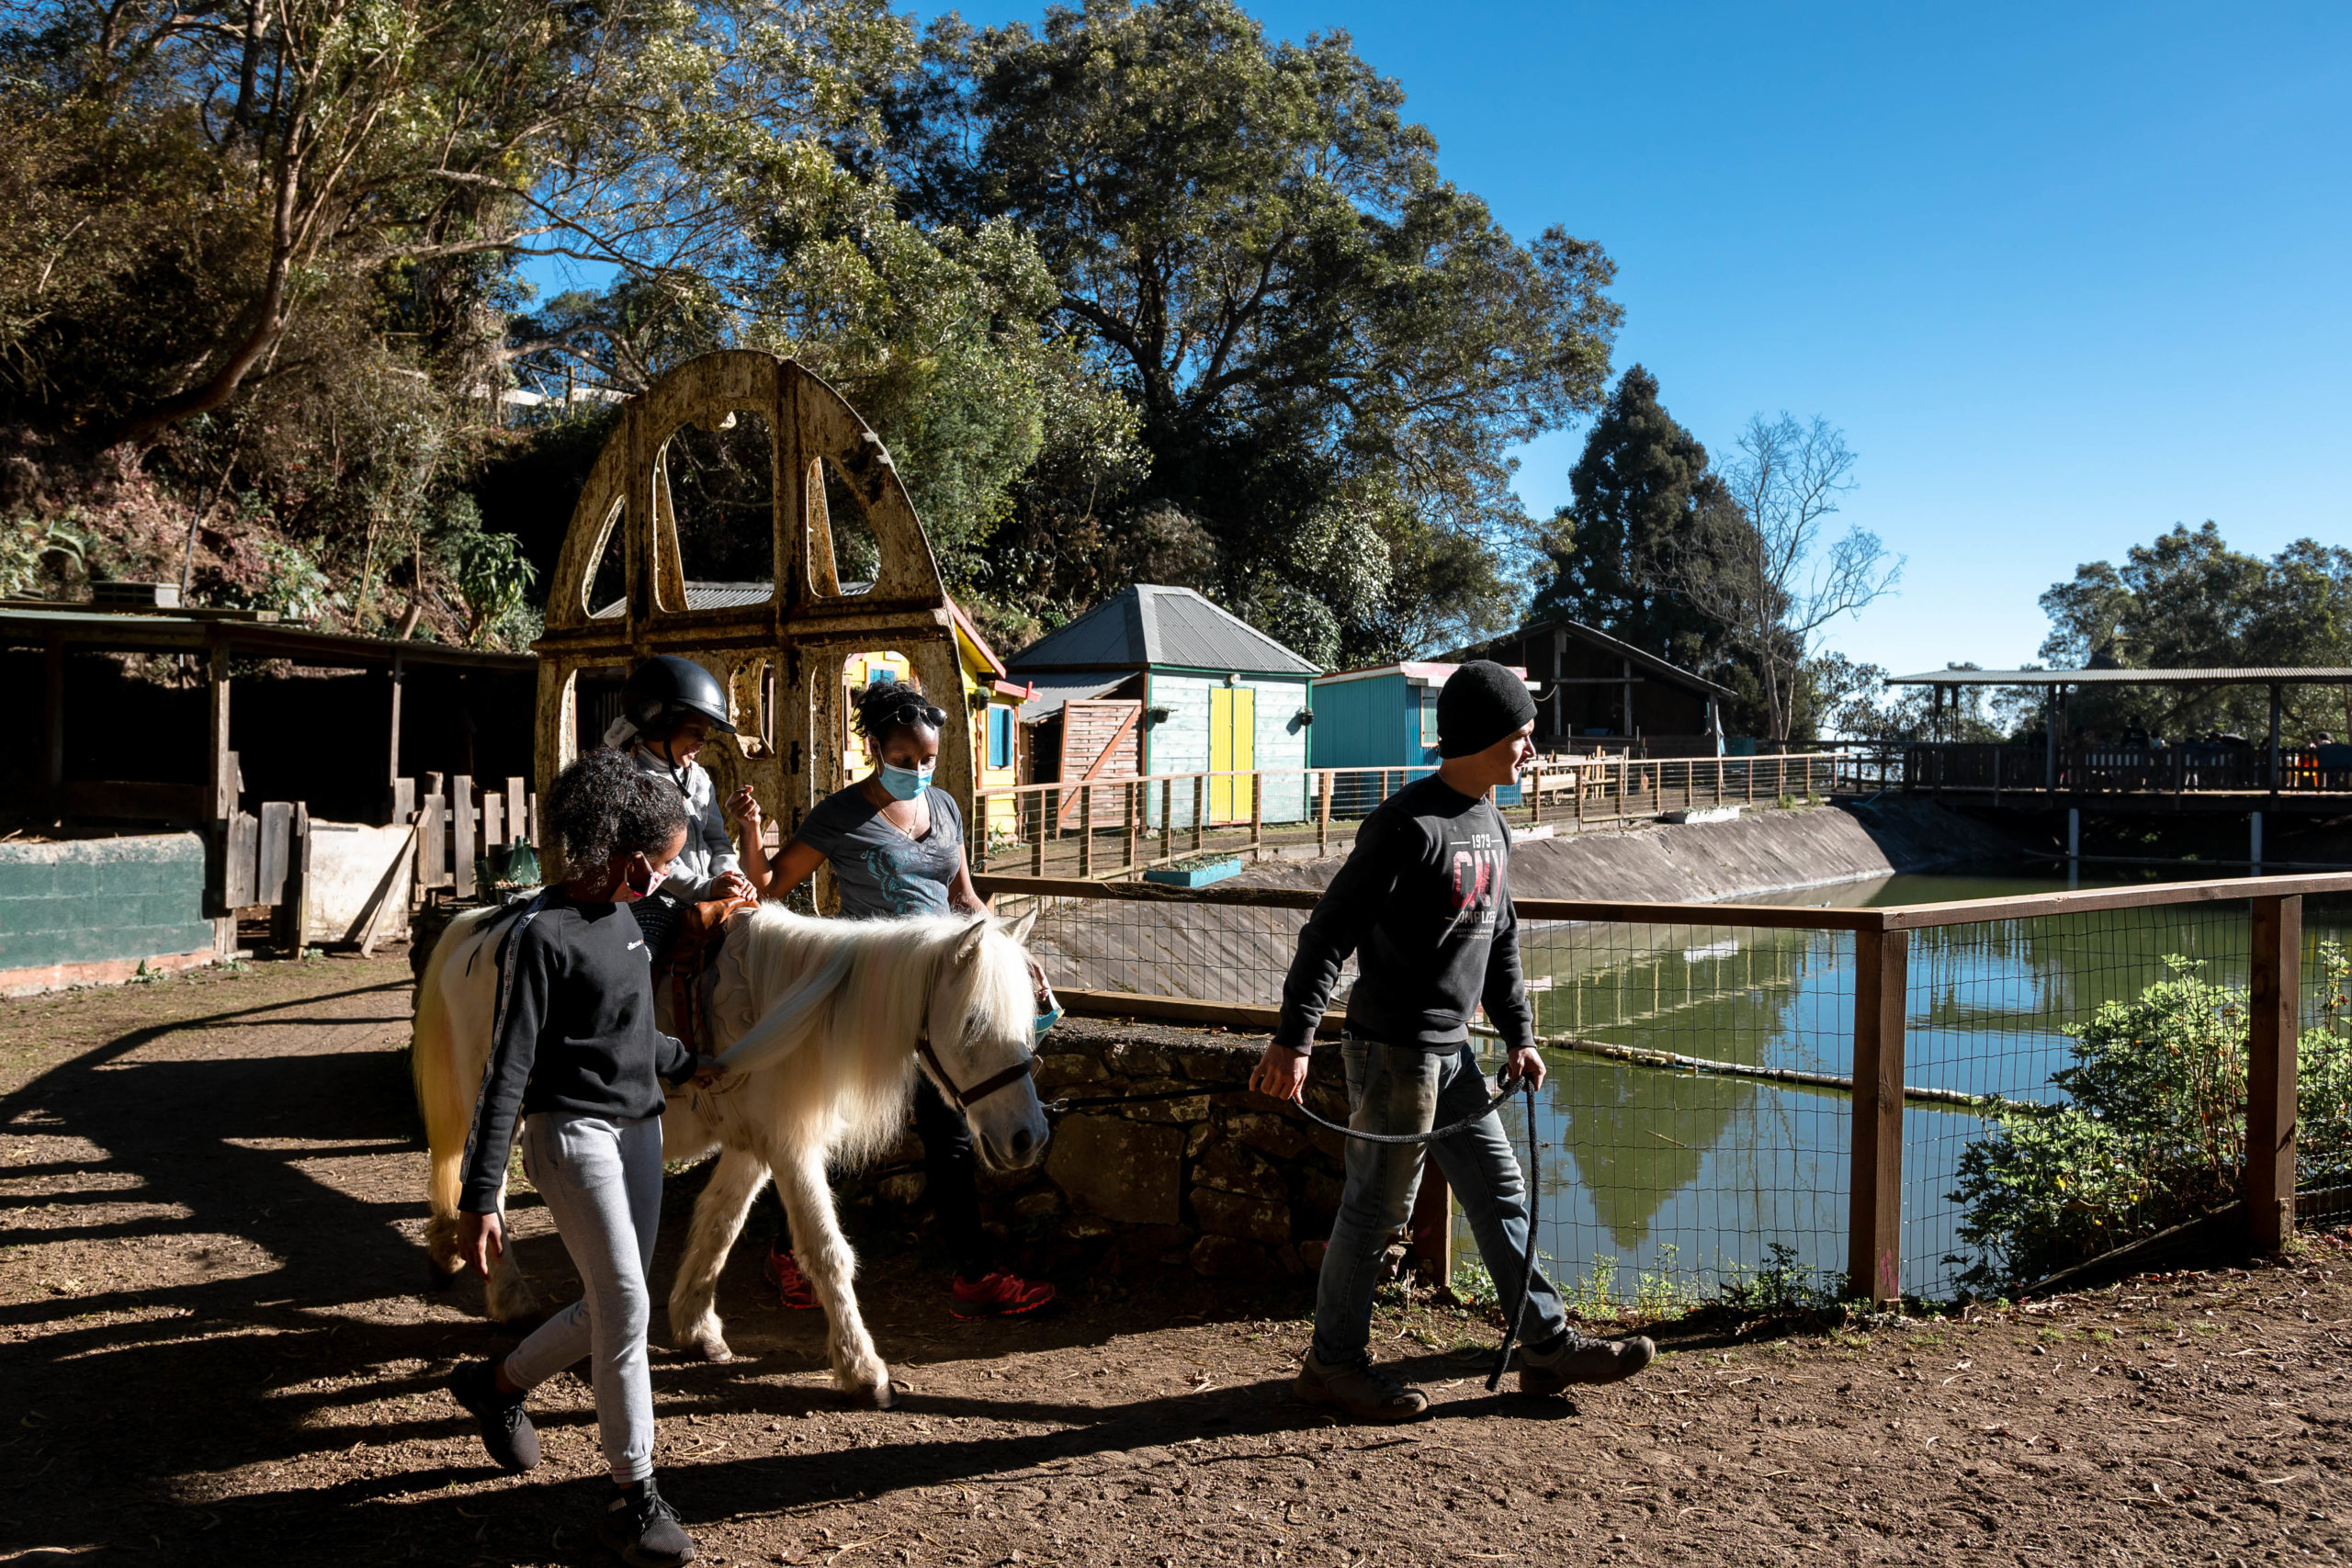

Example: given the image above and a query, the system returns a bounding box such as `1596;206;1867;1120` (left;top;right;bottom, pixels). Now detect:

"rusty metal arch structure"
532;351;971;867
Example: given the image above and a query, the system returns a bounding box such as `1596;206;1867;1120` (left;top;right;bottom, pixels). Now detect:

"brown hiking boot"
1519;1328;1657;1395
1294;1348;1430;1423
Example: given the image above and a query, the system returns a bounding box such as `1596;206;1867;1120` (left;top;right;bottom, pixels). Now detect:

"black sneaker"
448;1359;541;1472
598;1477;698;1567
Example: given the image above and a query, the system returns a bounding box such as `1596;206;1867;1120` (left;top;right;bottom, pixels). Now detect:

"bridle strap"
915;1031;1035;1115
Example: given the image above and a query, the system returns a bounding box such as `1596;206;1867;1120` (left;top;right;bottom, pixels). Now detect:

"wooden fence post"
1079;787;1093;878
1125;780;1139;870
1250;772;1264;858
1030;791;1046;876
1161;777;1175;863
1849;923;1908;1305
2248;894;2302;1250
1317;771;1331;855
451;774;478;897
1192;779;1204;854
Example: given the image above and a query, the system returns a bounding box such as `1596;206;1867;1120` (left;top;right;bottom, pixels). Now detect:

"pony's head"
921;909;1051;1173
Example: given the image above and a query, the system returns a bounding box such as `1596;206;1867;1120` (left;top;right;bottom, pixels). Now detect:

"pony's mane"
709;905;1034;1168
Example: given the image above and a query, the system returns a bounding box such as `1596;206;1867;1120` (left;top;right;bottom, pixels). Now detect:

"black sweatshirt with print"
458;893;696;1213
1273;773;1533;1055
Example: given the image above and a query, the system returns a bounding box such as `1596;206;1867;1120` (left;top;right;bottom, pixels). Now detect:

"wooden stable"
532;353;976;872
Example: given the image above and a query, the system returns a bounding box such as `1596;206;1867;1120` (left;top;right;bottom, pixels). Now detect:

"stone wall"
848;1019;1359;1279
0;834;218;996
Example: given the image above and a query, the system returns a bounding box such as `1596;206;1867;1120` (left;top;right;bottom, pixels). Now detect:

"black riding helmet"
622;655;737;741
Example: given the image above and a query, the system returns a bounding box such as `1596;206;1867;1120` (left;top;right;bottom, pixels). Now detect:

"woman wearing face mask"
725;672;1055;1320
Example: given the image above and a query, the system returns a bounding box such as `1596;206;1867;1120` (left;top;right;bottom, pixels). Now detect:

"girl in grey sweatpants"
446;747;715;1568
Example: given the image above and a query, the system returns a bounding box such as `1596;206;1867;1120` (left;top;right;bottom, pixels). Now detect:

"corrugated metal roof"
1886;667;2352;687
1016;672;1140;722
1008;585;1318;676
1441;616;1734;699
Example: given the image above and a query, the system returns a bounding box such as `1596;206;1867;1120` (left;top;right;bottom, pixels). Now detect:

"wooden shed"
1007;585;1320;827
1447;617;1735;757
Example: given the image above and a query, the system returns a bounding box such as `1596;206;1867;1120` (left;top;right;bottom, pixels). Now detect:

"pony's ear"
953;916;990;965
1005;908;1038;946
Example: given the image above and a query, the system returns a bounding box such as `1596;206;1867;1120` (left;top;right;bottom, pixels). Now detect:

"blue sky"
527;3;2352;675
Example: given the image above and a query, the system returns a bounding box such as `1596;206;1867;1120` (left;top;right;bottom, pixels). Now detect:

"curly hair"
851;671;946;749
548;747;689;873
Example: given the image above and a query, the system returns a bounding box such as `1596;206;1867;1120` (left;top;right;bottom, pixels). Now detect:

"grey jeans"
503;1111;664;1483
1309;1038;1566;1367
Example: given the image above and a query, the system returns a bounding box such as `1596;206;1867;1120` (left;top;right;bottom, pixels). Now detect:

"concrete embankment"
1233;796;2021;904
1023;799;2022;1010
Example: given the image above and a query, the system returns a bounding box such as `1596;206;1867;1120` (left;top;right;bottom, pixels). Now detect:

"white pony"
412;899;1051;1408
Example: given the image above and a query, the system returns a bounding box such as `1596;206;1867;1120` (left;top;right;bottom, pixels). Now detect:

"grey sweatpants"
503;1111;663;1483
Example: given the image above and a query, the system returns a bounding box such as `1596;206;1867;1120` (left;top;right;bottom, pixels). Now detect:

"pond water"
1457;869;2352;1303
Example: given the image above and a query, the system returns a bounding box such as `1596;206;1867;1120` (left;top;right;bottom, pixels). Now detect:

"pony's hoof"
689;1338;735;1365
864;1376;897;1410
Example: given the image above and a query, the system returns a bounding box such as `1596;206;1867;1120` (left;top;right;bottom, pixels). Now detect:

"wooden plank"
505;776;527;843
206;641;234;821
390;777;415;831
1880;872;2352;930
223;811;258;908
481;790;504;851
1055;986;1346;1038
418;793;447;889
257;801;294;906
356;823;421;958
2247;895;2302;1250
451;773;478;897
271;803;311;952
1848;927;1909;1305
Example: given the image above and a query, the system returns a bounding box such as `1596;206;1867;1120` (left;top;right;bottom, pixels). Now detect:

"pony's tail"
412;931;474;1282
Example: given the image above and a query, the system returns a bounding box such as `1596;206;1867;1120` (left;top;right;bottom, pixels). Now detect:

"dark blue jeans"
1309;1038;1566;1367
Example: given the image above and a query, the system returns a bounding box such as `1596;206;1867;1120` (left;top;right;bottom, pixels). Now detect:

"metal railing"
1904;741;2352;797
975;752;1866;878
978;869;2352;1303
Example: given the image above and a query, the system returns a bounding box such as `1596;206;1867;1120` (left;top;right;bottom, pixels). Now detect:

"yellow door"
1209;686;1257;822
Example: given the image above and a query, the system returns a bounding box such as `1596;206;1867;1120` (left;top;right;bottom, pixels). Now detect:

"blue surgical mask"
879;761;933;801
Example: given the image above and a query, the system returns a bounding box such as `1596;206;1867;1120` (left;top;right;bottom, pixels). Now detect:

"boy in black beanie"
1250;660;1655;1421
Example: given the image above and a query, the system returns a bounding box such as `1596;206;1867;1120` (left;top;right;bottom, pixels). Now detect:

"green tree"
1530;365;1740;671
899;0;1621;660
2040;524;2352;739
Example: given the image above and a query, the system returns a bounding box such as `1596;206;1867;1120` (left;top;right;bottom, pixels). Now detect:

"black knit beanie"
1436;660;1537;758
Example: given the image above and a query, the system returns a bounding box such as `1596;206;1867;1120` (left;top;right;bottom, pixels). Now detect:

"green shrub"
1949;945;2352;1292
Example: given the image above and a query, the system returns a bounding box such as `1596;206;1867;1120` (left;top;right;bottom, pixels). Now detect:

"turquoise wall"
0;835;212;974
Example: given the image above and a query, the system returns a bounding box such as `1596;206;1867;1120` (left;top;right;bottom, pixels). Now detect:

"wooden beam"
1849;927;1909;1305
41;633;63;810
206;640;234;822
2247;894;2302;1250
1054;987;1345;1038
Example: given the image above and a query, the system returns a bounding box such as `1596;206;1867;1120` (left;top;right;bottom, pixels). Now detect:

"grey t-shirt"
792;784;965;919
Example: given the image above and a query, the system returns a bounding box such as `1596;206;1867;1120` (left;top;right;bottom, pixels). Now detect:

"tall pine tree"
1531;366;1736;670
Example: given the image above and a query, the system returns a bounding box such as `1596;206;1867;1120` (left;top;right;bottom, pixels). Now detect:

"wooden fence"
975;752;1863;878
974;869;2352;1302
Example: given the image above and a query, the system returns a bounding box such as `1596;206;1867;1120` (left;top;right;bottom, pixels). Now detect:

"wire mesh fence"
986;872;2352;1307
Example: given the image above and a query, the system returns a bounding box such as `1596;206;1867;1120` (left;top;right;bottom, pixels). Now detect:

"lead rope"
1287;1067;1542;1393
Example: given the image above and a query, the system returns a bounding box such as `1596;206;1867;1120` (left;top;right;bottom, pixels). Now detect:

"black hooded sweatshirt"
458;892;696;1213
1272;773;1534;1055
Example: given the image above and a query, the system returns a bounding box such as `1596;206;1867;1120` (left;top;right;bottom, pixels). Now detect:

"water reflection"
1467;874;2352;1301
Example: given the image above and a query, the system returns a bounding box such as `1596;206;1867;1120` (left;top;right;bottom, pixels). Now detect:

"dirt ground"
6;954;2352;1567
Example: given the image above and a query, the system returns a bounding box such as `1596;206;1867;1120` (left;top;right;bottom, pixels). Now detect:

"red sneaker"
950;1269;1056;1319
764;1244;819;1311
